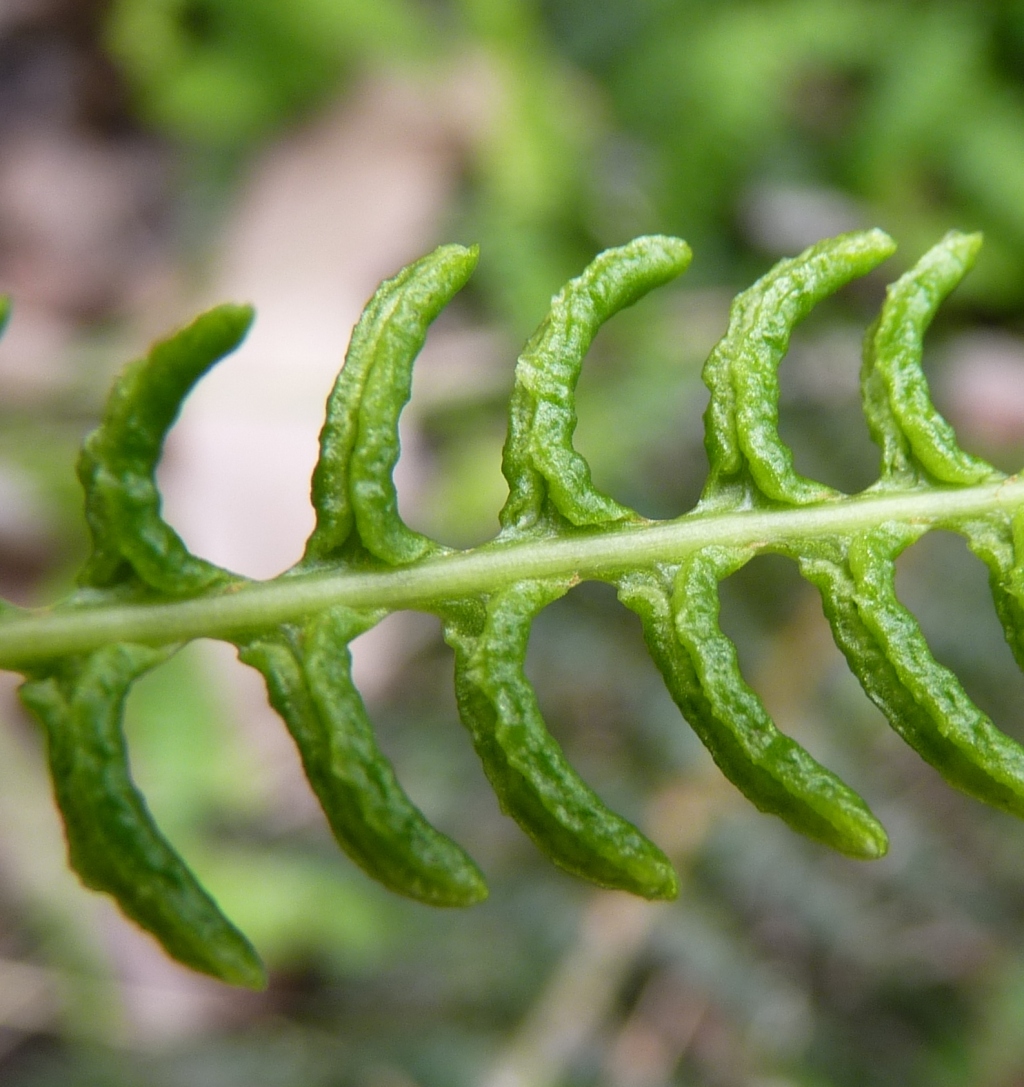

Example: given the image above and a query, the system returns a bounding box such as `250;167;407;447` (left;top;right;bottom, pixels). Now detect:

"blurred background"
4;0;1024;1084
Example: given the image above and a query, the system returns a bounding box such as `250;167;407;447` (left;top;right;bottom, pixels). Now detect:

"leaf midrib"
1;475;1020;667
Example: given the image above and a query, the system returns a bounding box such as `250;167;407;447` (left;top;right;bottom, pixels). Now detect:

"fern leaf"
1;228;1022;986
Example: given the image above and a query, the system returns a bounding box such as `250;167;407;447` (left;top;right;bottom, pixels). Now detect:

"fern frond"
2;229;1022;986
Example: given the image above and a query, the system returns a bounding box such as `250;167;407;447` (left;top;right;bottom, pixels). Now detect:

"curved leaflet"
238;608;487;906
77;304;253;595
962;512;1024;674
843;526;1024;814
863;230;995;485
617;565;887;859
19;645;265;988
500;235;692;532
797;528;1024;815
445;581;678;899
305;244;478;566
703;229;896;505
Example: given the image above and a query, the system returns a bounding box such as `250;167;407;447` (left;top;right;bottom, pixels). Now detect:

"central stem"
1;477;1020;668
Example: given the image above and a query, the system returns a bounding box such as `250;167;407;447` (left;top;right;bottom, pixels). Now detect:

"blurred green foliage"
104;0;435;146
103;0;1024;312
7;0;1024;1085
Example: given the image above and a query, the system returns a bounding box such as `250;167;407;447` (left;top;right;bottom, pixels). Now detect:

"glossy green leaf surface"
4;229;1024;986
